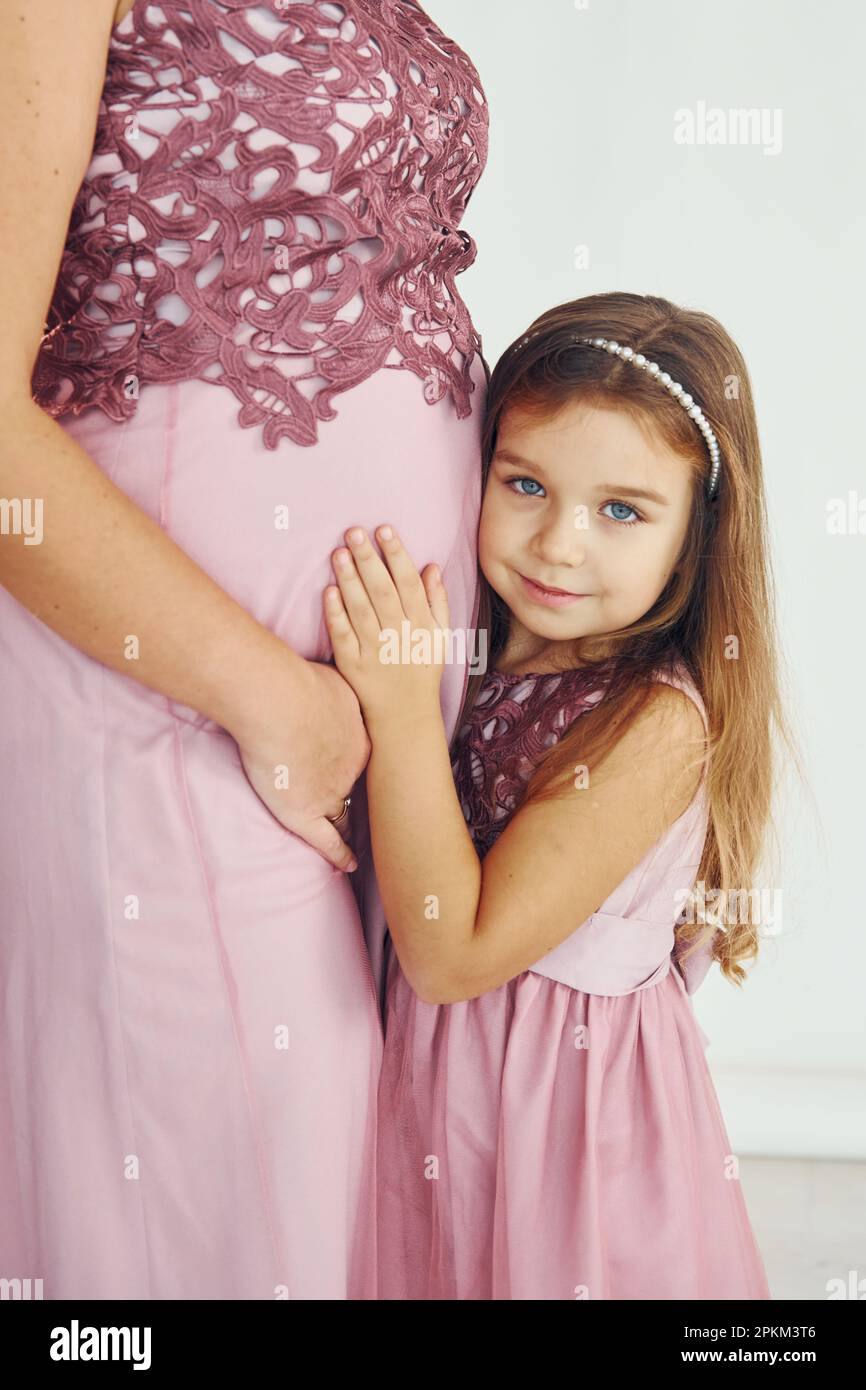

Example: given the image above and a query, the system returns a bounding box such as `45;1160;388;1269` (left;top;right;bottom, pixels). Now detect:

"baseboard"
708;1065;866;1160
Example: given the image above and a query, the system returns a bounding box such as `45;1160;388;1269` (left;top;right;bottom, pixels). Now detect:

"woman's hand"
234;657;371;874
323;525;449;727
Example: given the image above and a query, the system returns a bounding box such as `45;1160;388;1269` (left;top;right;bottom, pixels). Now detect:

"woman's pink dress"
1;0;488;1299
377;662;773;1300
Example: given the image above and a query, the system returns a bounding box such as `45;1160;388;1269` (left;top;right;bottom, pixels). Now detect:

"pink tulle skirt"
377;945;772;1300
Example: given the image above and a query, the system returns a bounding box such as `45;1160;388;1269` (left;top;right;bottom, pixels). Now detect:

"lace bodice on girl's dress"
30;0;488;449
450;662;720;998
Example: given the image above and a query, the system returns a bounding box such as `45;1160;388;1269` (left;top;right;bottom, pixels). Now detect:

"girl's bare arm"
365;685;705;1003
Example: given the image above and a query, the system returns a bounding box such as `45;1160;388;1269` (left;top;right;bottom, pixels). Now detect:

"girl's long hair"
452;291;806;987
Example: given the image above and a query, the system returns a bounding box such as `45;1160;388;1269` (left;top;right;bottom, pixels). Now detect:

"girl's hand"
323;525;449;727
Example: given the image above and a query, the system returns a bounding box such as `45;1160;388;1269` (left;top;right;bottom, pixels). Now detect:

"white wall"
435;0;866;1157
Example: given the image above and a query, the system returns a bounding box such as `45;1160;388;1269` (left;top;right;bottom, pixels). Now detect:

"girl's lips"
518;573;590;606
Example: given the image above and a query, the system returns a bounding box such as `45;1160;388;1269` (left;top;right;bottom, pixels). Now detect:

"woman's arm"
1;0;284;734
2;394;309;740
0;2;366;873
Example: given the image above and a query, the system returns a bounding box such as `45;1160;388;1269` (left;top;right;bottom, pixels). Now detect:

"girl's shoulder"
648;661;710;735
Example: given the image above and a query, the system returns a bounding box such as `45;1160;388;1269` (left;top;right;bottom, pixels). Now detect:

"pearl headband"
514;332;722;500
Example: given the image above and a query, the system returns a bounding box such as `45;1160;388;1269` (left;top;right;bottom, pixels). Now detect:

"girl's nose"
535;512;588;565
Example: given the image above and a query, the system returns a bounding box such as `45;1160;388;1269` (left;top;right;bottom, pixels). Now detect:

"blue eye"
504;478;645;526
506;476;545;497
601;500;644;526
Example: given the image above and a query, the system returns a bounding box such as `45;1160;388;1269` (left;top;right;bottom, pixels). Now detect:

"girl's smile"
517;572;592;606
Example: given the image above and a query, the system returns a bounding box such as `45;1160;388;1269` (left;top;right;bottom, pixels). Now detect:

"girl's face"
478;399;696;668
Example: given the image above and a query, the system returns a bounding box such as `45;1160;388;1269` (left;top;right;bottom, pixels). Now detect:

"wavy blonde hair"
453;291;808;987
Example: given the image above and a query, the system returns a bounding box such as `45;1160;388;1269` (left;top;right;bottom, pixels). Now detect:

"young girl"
323;291;787;1300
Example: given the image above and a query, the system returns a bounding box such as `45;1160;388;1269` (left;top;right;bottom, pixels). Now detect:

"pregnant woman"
0;0;487;1299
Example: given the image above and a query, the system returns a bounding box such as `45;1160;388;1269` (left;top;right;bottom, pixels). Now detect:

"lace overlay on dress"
451;668;606;859
30;0;488;449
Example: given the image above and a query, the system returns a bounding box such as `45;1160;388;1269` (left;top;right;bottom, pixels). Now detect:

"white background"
435;0;866;1158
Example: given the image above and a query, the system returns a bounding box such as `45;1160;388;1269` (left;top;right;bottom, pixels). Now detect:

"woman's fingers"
302;814;358;874
235;734;359;874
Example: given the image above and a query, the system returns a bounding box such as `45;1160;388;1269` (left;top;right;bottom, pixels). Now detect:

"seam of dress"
156;382;217;733
157;382;185;727
170;719;288;1293
98;508;156;1296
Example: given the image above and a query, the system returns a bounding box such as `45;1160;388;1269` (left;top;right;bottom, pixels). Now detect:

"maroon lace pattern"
30;0;488;449
451;669;607;859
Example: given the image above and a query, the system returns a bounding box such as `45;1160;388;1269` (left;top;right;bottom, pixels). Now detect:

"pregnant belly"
58;353;486;728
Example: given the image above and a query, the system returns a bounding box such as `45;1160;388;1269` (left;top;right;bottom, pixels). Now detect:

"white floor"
739;1156;866;1300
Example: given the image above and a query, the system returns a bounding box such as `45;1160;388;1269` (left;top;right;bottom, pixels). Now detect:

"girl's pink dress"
1;0;487;1298
377;662;772;1300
